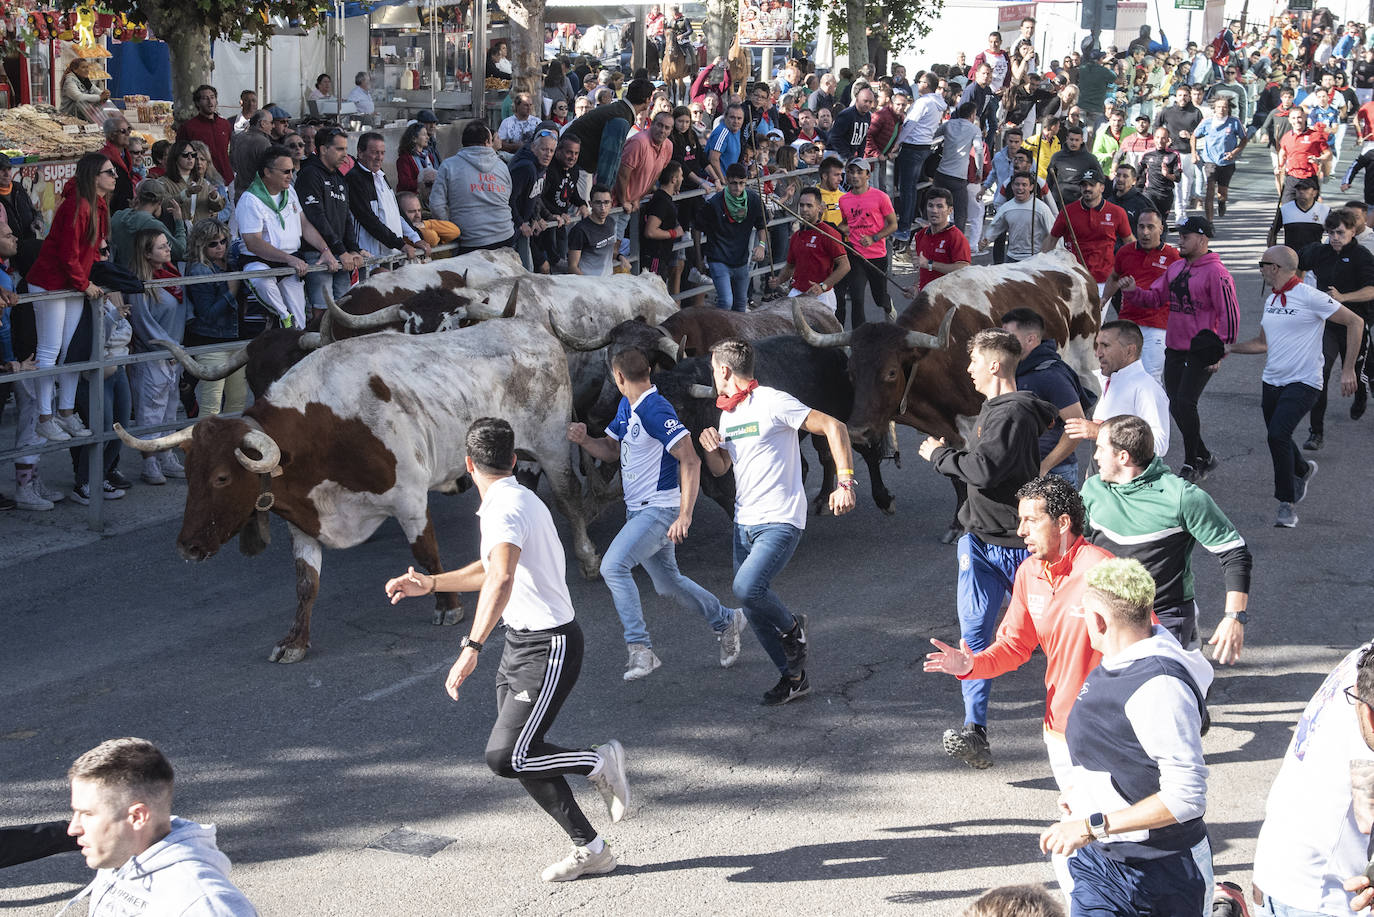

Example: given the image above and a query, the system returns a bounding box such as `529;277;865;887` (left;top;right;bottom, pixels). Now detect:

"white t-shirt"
605;386;688;510
720;385;812;529
1253;643;1374;913
1094;358;1171;456
235;186;305;257
476;475;574;631
498;114;543;146
1261;282;1340;389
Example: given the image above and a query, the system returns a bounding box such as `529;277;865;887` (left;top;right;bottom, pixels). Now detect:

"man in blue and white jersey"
568;347;744;682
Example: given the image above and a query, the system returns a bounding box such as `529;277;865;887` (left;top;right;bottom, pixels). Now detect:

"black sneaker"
942;725;993;769
1196;453;1221;481
1294;460;1318;503
1353;389;1368;420
780;614;808;675
1303;433;1324;451
1178;464;1200;484
761;672;811;707
0;493;14;511
106;469;133;489
1217;199;1227;217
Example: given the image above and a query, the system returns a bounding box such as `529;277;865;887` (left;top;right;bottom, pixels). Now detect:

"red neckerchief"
716;378;759;412
1272;275;1302;306
155;264;183;301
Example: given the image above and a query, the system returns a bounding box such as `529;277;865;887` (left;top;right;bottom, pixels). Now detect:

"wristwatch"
1087;812;1110;841
460;636;484;654
1223;611;1249;625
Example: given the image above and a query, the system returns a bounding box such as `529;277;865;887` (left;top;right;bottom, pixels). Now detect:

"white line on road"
357;660;452;703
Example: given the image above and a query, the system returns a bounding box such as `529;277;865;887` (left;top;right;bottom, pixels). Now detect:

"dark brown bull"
661;299;843;357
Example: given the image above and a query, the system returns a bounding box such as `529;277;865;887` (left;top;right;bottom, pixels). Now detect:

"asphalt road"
2;150;1371;916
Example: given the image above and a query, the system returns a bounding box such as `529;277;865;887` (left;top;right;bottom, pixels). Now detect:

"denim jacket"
185;261;239;340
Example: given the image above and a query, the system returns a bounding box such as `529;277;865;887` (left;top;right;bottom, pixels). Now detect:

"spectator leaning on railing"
67;287;133;505
125;227;187;486
431;121;514;255
296;126;364;318
347;131;427;270
24;151;111;444
109;179;186;266
184;219;246;417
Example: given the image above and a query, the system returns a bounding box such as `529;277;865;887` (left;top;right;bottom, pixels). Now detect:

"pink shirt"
615;131;673;207
838;187;894;260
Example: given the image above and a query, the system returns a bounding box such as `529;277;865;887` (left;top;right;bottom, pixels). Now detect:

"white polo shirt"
720;385;812;529
1094;358;1172;456
476;475;574;631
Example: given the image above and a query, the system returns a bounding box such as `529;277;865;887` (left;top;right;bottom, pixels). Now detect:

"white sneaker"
718;607;746;668
33;473;65;504
158;451;186;479
588;740;631;823
623;644;661;681
141;457;167;486
34;419;71;442
14;480;54;511
540;843;617;882
55;413;92;438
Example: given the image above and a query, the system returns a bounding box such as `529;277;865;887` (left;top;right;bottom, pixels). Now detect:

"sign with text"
1174;0;1205;10
736;0;792;48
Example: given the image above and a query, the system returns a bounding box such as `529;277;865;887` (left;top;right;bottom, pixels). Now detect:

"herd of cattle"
114;248;1103;663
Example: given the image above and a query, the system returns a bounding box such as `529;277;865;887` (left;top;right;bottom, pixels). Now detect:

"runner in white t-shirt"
383;418;632;884
567;349;744;681
698;338;857;707
1230;245;1365;527
1253;641;1374;915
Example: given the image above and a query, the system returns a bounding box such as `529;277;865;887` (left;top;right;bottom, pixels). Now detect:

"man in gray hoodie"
431;120;515;254
61;737;257;916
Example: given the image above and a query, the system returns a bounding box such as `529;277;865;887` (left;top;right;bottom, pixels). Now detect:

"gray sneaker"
717;608;746;668
588;739;631;823
14;479;54;511
158;451;187;479
1294;460;1318;503
540;843;617;882
1275;502;1298;528
33;473;65;504
623;644;661;681
942;726;994;769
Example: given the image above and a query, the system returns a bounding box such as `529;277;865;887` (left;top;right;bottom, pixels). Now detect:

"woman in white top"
1231;243;1365;527
308;73;332;102
235;145;340;329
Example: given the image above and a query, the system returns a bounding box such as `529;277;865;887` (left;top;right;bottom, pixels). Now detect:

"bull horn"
548;310;612;352
465;280;520;321
156;339;249;380
655;334;681;362
298;332;325;350
902;304;959;351
234;428;281;474
114;421;195;453
688;384;716;400
792;296;853;348
328;288;406;330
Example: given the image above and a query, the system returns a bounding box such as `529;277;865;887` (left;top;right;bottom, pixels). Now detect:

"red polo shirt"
1279;126;1330;179
787;223;846;292
913;222;971;290
1115;242;1181;328
1051;198;1132;282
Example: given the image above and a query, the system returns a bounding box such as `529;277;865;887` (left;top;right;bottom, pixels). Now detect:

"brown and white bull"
793;250;1102;539
116;322;595;663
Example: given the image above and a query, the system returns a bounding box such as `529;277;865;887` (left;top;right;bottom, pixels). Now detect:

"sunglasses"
115;127;131;134
208;239;228;247
179;151;196;159
1258;261;1280;267
269;166;295;175
535;129;557;138
98;168;118;177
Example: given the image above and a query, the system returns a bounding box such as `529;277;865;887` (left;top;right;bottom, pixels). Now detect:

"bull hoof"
879;498;897;516
579;553;603;581
939;527;963;546
432;605;466;626
268;644;308;664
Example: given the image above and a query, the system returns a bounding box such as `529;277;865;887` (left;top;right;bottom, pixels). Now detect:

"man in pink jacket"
1119;216;1240;483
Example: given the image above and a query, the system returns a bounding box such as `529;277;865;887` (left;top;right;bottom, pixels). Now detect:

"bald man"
1230;245;1365;527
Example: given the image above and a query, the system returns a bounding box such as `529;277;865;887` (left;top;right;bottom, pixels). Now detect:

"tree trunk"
704;0;734;61
845;0;868;71
145;12;212;121
497;0;544;97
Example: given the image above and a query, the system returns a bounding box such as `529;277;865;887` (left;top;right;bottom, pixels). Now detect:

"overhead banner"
736;0;792;48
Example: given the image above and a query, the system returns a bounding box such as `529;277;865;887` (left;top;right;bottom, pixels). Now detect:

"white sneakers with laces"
623;644;661;681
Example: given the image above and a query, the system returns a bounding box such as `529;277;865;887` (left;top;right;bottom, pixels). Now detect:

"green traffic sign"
1174;0;1205;9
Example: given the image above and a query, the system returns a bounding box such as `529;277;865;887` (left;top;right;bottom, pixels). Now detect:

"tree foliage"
66;0;328;49
794;0;942;59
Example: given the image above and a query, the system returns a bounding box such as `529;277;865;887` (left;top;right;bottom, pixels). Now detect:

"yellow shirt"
818;186;844;226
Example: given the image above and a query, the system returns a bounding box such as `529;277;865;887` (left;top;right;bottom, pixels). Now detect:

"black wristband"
460;636;483;654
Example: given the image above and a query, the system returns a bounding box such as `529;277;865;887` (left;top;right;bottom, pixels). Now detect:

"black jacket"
542;158;585;216
0;182;41;240
344;163;408;253
930;390;1059;546
295;155;358;256
1106;187;1159;234
508;146;551;226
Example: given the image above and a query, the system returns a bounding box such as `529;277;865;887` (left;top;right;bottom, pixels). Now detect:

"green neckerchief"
246;175;289;229
724;188;748;222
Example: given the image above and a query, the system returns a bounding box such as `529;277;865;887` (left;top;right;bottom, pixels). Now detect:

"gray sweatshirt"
429;145;515;247
129;284;187;350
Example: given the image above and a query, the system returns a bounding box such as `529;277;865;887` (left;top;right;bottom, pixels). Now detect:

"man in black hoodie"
510;131;559;272
296;126;364;316
918;327;1059;769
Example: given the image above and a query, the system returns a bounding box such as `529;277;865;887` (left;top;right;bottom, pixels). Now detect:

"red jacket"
176;114;235;188
396;154;420;194
27;180;109;292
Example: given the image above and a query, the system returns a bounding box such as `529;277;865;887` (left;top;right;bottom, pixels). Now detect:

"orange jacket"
963;537;1114;735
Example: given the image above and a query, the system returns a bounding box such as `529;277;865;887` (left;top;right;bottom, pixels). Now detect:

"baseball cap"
415;110;438;124
845;156;872;172
1079;168;1105;185
0;153;11;169
266;105;290;121
893;87;912;98
1175;215;1215;237
765;128;784;140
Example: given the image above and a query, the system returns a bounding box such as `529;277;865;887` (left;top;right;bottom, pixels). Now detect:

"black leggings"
484;620;601;846
1163;346;1217;468
842;253;893;329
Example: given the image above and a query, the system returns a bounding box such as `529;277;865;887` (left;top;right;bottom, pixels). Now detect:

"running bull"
116;323;597;663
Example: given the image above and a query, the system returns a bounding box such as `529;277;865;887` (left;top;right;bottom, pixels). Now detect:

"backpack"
1031;356;1099;417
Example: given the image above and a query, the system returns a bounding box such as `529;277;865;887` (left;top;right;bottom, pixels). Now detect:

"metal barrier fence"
0;162;824;531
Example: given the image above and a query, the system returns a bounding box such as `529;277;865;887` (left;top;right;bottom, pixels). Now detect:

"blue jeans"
602;505;732;647
709;261;751;312
71;369;131;482
302;249;353;313
1260;897;1327;917
732;522;803;675
896;145;933;234
956;533;1029;727
1048;458;1079;487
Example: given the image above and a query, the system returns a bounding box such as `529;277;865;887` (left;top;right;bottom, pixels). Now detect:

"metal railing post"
86;299;105;532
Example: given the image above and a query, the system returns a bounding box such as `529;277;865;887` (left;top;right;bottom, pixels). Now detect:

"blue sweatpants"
1067;841;1206;916
956;533;1028;727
